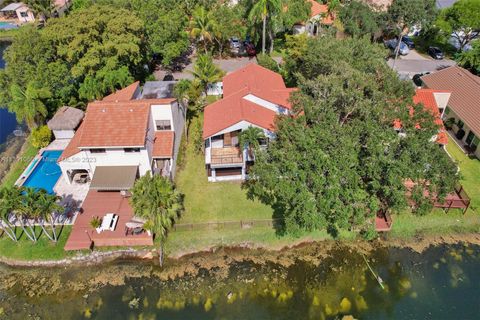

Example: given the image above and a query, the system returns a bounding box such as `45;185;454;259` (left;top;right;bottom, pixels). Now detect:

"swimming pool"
23;150;63;194
0;22;18;30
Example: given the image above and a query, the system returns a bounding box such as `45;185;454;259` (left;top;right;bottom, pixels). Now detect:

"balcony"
211;147;243;166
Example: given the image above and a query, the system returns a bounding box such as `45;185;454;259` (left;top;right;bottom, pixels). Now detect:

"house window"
156;120;171;131
205;139;210;148
90;148;106;153
258;137;268;147
457;119;464;129
20;12;29;18
124;148;140;153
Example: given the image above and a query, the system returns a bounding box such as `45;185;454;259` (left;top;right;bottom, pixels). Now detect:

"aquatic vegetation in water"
128;297;140;309
84;308;92;319
204;298;213;311
340;297;352;313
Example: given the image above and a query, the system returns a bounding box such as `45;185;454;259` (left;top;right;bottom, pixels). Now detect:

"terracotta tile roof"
78;101;150;148
152;131;174;158
203;64;297;139
222;64;287;97
307;0;334;24
203;89;278;139
102;82;140;102
393;89;448;144
421;66;480;137
58;122;84;161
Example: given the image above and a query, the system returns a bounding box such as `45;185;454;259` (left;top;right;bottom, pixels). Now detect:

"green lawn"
445;137;480;212
391;209;480;239
165;225;355;256
0;226;73;261
1;139;38;188
175;134;274;224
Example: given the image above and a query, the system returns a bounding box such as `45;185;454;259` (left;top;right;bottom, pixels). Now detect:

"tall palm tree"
190;53;224;96
17;187;41;242
239;126;265;159
35;189;62;242
248;0;282;54
189;6;218;54
0;186;23;242
9;82;51;131
130;173;184;265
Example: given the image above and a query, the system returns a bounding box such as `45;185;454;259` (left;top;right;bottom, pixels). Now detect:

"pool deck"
64;190;154;251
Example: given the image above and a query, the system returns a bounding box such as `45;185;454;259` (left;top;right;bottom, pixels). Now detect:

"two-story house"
203;64;296;182
58;81;184;190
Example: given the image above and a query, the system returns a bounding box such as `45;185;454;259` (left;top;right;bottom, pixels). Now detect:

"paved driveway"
388;49;456;78
154;56;282;81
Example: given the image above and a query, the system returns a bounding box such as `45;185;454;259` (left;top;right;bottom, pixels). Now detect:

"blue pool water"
23;150;63;194
0;22;18;30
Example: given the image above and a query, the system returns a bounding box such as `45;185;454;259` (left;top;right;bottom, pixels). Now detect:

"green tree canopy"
436;0;480;51
456;40;480;74
190;53;225;95
339;0;380;38
245;36;458;236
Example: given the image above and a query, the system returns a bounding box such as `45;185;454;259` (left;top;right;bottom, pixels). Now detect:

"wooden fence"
172;218;283;232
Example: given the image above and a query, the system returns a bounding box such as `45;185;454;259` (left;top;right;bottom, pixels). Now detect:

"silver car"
385;39;410;56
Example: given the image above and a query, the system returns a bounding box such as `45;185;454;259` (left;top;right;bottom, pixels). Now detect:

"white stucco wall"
150;104;175;131
53;130;75;140
242;94;288;114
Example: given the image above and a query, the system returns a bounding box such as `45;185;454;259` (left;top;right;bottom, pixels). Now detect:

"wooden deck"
375;211;393;232
64;190;153;251
211;147;243;166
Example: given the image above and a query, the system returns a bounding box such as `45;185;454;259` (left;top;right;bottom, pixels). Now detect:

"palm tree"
239;126;265;159
189;6;218;54
190;53;224;96
25;0;55;22
0;186;23;242
130;173;184;265
248;0;282;54
35;189;62;242
9;82;51;131
17;187;41;242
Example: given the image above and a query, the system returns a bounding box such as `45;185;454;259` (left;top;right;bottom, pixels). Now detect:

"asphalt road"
388;50;456;78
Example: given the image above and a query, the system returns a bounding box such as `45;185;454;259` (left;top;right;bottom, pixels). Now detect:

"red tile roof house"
292;0;335;36
421;66;480;159
61;81;184;250
203;64;296;182
393;88;451;146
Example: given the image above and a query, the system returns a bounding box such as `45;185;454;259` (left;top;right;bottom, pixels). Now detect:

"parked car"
245;43;256;57
427;46;444;60
385;39;409;55
412;72;429;87
401;36;415;49
230;37;241;49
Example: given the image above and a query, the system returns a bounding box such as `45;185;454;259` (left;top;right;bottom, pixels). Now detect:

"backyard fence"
172;218;284;232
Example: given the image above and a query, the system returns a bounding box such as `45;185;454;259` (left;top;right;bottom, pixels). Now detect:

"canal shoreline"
1;232;480;269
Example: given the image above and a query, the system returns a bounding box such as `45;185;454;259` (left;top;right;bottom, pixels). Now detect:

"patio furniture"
100;213;119;231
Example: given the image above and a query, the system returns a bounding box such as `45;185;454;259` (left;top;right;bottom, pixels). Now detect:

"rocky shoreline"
1;232;480;269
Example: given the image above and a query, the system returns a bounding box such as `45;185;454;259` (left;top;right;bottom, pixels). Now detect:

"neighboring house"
58;81;185;187
293;0;334;36
421;66;480;158
436;0;458;9
0;3;34;23
47;106;84;140
0;1;70;23
203;64;296;182
394;88;451;145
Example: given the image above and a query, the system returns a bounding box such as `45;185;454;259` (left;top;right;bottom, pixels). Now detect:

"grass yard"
165;225;355;256
391;209;480;239
1;139;38;188
445;136;480;212
175;128;274;224
0;226;73;261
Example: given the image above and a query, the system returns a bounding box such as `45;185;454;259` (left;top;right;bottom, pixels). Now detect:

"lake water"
0;244;479;319
0;41;17;145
